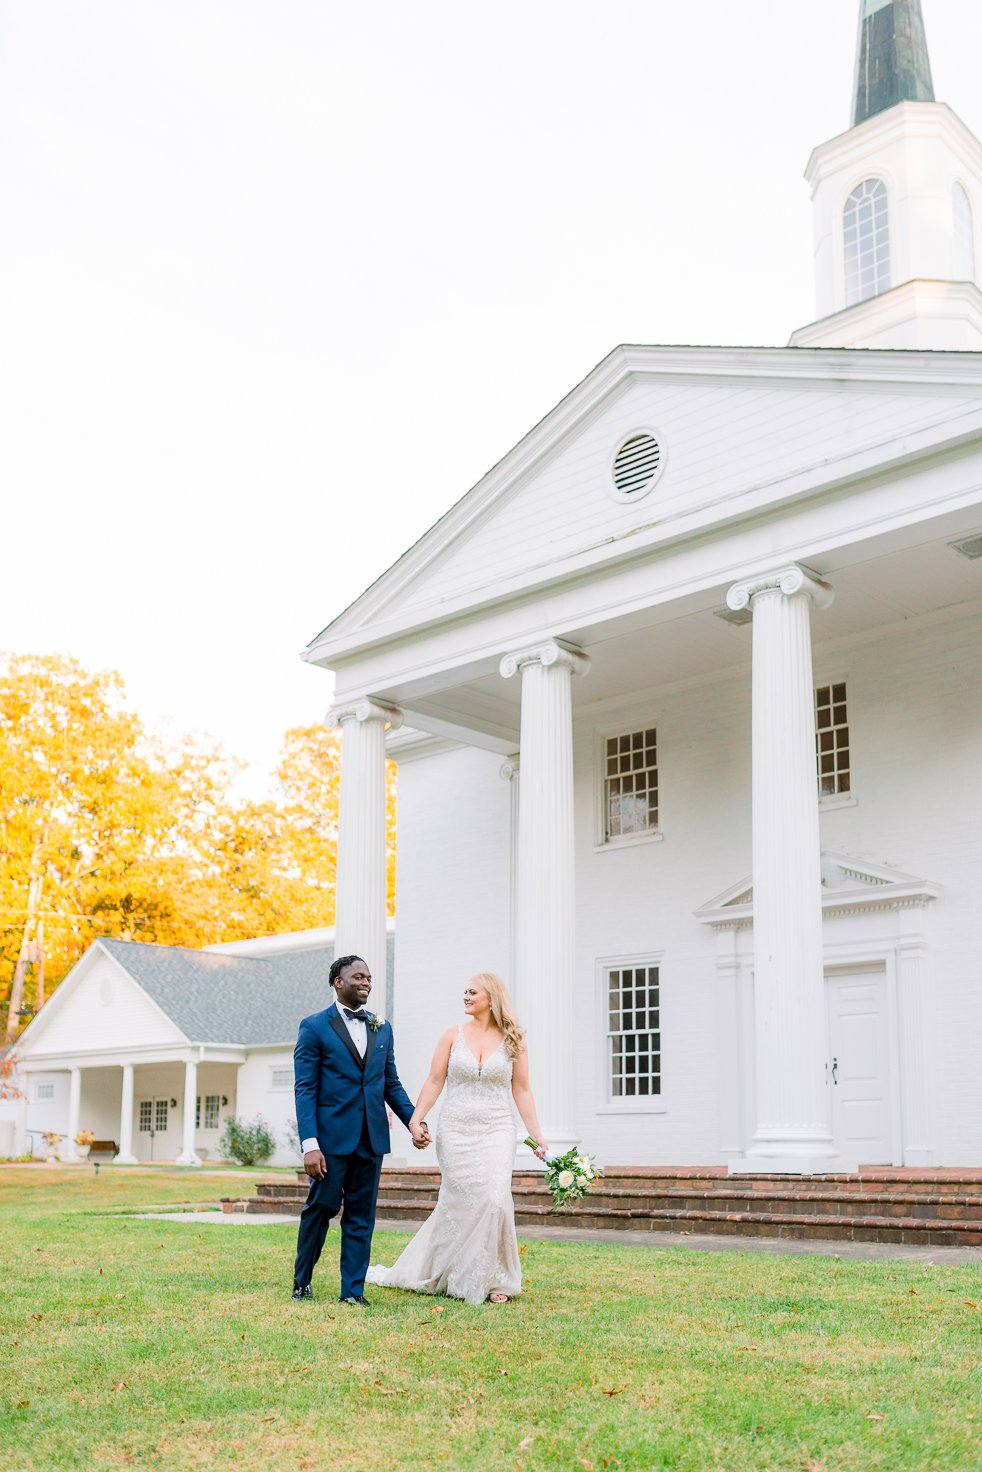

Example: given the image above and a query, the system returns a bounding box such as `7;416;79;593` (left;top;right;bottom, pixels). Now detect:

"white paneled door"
136;1096;178;1162
825;966;896;1168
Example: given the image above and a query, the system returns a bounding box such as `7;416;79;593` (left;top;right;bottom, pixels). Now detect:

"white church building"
5;1;981;1176
307;0;982;1175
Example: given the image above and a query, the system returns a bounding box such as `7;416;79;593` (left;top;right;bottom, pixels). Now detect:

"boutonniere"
368;1012;385;1033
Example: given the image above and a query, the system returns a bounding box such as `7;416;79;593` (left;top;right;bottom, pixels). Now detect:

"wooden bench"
89;1140;119;1160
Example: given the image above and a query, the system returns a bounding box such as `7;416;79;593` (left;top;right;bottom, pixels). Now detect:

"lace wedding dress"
366;1025;522;1306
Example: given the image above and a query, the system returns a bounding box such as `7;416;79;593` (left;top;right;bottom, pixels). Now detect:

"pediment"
14;944;186;1060
306;344;982;665
695;852;939;928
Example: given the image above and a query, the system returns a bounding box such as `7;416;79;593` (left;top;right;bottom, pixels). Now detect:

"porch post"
726;564;837;1174
176;1057;200;1166
500;640;589;1154
330;699;402;986
116;1063;138;1164
64;1066;82;1160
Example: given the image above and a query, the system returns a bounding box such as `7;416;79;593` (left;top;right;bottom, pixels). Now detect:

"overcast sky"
2;1;980;790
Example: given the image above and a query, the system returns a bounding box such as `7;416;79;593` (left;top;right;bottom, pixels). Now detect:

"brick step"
372;1198;982;1247
372;1169;982;1199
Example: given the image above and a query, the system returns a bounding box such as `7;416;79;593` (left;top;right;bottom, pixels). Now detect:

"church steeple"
853;0;935;126
789;0;982;351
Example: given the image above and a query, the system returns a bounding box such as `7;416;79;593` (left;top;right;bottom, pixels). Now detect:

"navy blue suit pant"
292;1114;382;1299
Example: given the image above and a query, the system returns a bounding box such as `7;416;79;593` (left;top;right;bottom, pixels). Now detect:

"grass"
0;1168;980;1471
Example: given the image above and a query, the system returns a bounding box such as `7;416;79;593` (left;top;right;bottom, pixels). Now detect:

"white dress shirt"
301;1002;370;1155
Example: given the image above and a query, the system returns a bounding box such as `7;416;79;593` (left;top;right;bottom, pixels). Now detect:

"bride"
366;972;547;1306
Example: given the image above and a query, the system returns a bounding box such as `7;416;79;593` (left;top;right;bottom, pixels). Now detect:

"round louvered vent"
610;432;664;502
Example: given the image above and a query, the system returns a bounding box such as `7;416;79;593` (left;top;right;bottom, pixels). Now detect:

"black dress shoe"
339;1295;369;1306
291;1284;313;1300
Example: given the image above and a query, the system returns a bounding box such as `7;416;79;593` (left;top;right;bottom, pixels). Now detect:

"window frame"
953;181;976;283
594;723;664;851
843;176;891;306
35;1081;55;1101
815;674;858;811
270;1065;294;1092
595;951;667;1115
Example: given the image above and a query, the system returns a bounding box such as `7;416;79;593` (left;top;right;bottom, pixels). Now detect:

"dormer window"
953;183;976;283
844;178;890;305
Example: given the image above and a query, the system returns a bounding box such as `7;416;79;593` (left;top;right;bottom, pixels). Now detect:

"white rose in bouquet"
557;1169;575;1188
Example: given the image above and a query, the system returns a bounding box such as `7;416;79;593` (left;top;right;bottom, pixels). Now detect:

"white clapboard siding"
392;379;978;616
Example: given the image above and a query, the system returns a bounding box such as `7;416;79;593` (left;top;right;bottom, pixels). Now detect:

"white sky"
2;1;980;791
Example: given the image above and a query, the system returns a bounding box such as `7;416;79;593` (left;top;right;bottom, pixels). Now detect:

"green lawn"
1;1169;980;1471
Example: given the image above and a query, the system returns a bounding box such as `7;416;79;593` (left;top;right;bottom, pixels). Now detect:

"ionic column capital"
499;755;521;782
327;697;403;731
499;639;590;681
726;563;834;614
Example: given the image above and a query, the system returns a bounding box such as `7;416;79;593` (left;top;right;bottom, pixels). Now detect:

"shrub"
218;1115;276;1167
283;1117;301;1155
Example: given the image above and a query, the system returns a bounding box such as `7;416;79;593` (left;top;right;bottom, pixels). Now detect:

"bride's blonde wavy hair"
469;972;525;1059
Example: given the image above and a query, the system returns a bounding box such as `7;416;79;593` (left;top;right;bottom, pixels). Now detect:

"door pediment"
695;852;939;929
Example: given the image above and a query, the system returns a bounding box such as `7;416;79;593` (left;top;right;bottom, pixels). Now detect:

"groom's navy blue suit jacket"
293;1002;415;1156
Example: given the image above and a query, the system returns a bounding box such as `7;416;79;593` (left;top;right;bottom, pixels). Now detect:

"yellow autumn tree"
0;658;398;1038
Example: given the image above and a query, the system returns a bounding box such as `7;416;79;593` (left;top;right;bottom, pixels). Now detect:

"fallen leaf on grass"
518;1245;528;1256
517;1436;534;1451
908;1288;918;1296
601;1387;623;1396
963;1301;978;1309
288;1365;312;1375
738;1345;760;1353
579;1461;594;1469
111;1382;128;1392
431;1305;445;1314
260;1417;277;1424
805;1461;825;1471
867;1412;886;1421
31;1314;42;1322
16;1400;29;1409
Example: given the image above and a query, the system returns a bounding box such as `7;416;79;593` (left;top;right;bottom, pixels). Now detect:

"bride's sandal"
489;1292;509;1304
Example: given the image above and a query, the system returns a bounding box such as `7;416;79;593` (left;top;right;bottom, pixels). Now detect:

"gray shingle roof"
99;935;395;1046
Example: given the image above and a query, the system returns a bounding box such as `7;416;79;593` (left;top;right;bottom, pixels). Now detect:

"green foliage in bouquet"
525;1138;603;1211
219;1115;276;1167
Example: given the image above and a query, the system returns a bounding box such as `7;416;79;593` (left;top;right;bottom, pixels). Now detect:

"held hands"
303;1149;327;1180
533;1142;548;1161
410;1118;432;1151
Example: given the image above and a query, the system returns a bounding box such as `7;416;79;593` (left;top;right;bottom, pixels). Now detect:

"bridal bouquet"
524;1138;603;1211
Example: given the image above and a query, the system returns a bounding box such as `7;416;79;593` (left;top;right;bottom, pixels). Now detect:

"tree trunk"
5;839;44;1042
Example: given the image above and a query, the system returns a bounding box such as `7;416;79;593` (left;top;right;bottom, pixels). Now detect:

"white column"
330;698;402;987
116;1063;138;1164
499;755;520;982
726;564;836;1174
176;1058;200;1166
66;1067;82;1160
500;640;589;1154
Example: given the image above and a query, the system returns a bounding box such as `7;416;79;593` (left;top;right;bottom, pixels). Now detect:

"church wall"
566;606;982;1166
813;608;982;1165
391;744;512;1143
237;1049;300;1166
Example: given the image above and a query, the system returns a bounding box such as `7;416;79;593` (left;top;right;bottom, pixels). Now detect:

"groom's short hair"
330;954;364;988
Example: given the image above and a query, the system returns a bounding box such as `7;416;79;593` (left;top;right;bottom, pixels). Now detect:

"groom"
291;953;430;1304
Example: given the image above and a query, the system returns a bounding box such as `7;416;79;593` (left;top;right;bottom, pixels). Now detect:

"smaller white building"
1;927;395;1166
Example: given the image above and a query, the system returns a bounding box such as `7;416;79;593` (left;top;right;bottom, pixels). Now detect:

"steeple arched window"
843;178;891;306
953;183;976;283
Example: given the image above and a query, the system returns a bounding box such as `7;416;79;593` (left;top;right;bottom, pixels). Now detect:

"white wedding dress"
366;1025;522;1306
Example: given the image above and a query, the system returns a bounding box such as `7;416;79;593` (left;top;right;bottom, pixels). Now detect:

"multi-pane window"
138;1100;153;1132
844;178;890;304
954;183;976;282
154;1098;168;1133
271;1066;293;1090
816;682;850;798
604;728;658;840
195;1096;201;1129
35;1081;54;1101
607;964;661;1099
203;1095;220;1130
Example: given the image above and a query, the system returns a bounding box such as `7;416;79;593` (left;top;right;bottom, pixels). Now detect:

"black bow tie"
343;1008;369;1022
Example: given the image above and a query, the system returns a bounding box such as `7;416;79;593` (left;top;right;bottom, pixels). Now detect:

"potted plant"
42;1130;62;1163
74;1129;95;1159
